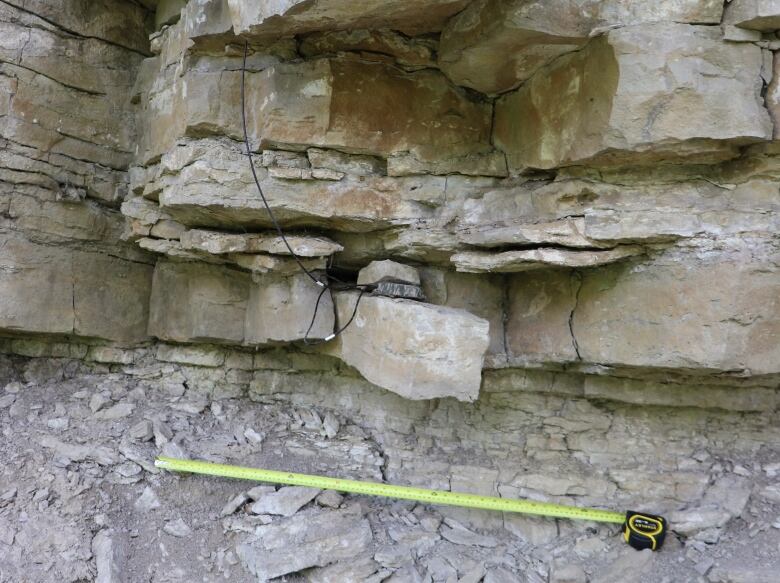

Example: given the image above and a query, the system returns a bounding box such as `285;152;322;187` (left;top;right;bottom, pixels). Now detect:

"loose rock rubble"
0;350;779;582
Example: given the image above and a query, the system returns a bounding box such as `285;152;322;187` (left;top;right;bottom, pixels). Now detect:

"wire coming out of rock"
240;41;369;345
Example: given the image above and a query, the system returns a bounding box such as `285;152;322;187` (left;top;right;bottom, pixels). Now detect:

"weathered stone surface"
582;376;778;412
724;0;780;31
245;274;334;344
456;178;780;248
230;254;327;275
300;29;437;69
247;59;494;172
307;148;385;177
439;0;724;94
357;260;420;286
0;235;74;335
149;220;186;240
573;248;780;376
227;0;470;38
0;235;152;343
148;261;250;344
419;269;505;358
505;270;580;365
3;0;151;54
494;24;772;170
323;293;490;401
236;508;373;580
451;246;643;273
73;252;154;344
458;218;600;250
148;139;444;231
156;344;226;367
180;229;342;257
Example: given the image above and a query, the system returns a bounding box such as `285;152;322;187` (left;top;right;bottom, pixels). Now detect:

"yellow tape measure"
154;456;667;550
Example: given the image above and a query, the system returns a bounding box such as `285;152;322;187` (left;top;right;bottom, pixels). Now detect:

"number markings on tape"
154;456;626;524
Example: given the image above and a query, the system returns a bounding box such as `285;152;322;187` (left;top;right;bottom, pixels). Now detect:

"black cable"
241;41;372;344
303;287;367;345
241;42;324;287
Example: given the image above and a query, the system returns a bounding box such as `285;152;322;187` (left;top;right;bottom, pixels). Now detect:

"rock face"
572;249;780;375
3;3;780;579
494;24;771;170
439;0;724;94
725;0;780;30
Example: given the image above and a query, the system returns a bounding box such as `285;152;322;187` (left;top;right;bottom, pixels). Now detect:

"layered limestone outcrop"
3;0;779;400
1;3;780;578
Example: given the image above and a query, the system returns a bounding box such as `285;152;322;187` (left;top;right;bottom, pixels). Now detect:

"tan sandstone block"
494;24;771;170
148;261;250;344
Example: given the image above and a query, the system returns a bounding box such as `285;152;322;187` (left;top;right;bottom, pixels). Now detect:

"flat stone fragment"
451;246;644;273
439;518;498;547
724;0;780;31
494;23;772;170
92;530;123;583
248;486;321;516
323;293;490;401
457;218;602;250
357;260;421;286
181;228;344;257
236;508;373;581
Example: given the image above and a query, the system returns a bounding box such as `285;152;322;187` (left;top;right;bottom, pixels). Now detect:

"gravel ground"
1;352;778;582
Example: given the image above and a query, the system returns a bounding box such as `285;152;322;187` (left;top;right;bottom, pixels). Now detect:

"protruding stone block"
451;246;643;273
724;0;780;31
148;261;250;344
440;0;724;94
245;274;335;344
324;293;490;401
494;24;771;170
149;139;444;231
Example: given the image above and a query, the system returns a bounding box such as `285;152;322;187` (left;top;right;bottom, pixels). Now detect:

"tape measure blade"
155;457;625;524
